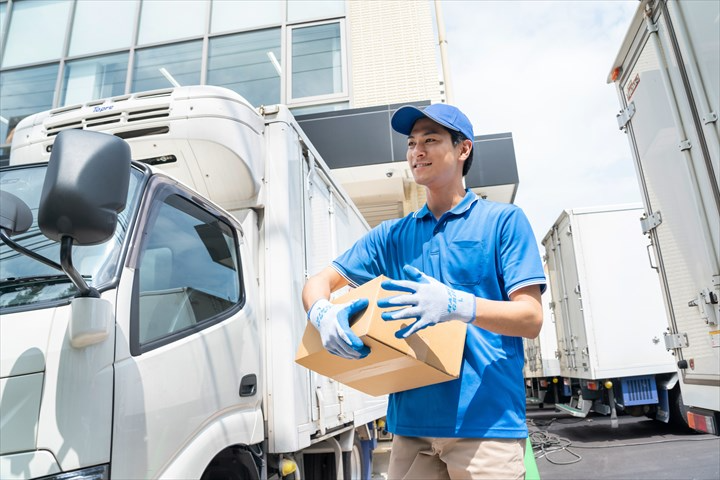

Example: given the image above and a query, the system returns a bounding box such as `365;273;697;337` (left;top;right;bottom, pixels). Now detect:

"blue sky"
441;0;642;248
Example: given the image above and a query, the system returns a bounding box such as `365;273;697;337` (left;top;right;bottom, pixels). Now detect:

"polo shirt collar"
413;190;479;220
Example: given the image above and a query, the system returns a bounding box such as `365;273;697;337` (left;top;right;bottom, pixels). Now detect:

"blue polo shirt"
332;190;545;438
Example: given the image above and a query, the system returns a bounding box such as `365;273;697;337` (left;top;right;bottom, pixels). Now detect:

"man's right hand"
307;298;370;359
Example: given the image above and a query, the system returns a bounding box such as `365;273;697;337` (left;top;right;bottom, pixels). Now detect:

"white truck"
607;0;720;435
542;205;678;427
0;85;388;480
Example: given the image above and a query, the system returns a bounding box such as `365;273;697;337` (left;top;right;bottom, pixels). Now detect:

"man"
302;103;545;479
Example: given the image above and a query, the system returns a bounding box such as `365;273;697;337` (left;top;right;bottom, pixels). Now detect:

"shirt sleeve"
332;221;390;287
498;206;547;296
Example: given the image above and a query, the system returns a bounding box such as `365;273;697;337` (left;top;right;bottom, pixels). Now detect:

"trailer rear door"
612;0;719;410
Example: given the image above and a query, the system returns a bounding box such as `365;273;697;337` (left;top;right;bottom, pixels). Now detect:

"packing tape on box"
333;356;421;385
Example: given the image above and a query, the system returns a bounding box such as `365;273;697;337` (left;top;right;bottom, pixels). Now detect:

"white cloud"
441;0;642;247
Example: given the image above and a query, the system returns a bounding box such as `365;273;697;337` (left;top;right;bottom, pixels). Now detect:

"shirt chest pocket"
441;240;494;288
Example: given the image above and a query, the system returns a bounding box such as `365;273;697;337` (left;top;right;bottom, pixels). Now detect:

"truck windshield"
0;164;143;310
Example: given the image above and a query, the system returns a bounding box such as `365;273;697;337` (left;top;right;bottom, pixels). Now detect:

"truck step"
555;399;591;418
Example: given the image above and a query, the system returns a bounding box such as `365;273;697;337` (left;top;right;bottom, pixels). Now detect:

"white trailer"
542;205;677;427
608;0;720;435
0;86;387;480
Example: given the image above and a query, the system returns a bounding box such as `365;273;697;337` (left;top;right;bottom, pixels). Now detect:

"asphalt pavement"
528;405;720;480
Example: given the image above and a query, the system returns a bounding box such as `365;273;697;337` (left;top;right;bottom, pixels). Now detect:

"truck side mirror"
0;190;33;235
0;190;63;272
38;129;131;297
39;129;131;245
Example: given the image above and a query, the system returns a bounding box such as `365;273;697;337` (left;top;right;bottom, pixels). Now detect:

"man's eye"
407;142;416;148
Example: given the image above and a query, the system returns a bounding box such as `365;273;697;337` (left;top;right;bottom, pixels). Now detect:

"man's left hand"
378;265;476;338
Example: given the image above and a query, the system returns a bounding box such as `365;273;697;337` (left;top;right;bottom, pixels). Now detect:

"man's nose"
412;143;426;156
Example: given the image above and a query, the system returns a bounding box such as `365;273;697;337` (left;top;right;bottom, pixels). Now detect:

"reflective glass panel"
291;22;343;99
0;64;59;143
61;53;129;106
210;0;282;33
287;0;344;23
0;2;7;42
207;29;281;107
69;0;138;56
2;0;72;67
132;41;202;92
137;0;206;45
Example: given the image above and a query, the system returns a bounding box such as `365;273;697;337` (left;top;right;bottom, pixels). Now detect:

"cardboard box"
295;275;467;397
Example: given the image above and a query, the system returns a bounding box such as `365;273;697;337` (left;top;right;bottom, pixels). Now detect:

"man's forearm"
470;285;543;338
302;266;349;311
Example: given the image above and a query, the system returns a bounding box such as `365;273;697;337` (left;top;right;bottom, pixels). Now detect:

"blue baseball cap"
391;103;474;141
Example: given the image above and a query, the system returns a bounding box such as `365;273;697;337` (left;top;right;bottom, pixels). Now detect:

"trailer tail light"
586;381;598;391
687;411;717;435
540;379;548;388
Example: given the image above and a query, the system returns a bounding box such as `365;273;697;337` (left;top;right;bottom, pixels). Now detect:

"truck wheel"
342;436;371;480
669;385;691;430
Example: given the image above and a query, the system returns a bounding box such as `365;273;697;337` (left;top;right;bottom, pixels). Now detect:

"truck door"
545;214;590;377
112;177;263;479
615;0;719;403
301;152;347;429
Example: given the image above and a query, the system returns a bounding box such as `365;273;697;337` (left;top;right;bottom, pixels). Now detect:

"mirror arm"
0;228;63;272
60;236;99;298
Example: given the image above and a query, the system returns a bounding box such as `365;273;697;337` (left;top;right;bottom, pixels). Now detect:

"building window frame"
286;18;348;107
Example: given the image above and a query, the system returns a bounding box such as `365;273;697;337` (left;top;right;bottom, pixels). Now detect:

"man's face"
406;117;465;189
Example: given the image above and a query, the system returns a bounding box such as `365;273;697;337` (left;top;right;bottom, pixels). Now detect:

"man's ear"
459;139;473;161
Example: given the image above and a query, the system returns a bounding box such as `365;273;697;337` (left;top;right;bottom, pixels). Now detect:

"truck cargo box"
542;204;675;381
608;0;719;426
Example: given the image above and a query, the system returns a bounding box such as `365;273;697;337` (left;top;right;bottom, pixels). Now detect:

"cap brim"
390;106;428;136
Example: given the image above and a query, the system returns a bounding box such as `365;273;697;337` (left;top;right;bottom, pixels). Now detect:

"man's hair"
448;129;474;177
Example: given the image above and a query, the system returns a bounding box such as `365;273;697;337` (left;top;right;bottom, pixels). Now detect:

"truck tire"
342;436;370;480
669;385;691;431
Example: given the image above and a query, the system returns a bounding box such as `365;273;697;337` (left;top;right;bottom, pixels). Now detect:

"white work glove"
378;265;476;339
308;298;370;359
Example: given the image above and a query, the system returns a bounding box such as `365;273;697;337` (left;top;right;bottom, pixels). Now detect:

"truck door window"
136;193;242;346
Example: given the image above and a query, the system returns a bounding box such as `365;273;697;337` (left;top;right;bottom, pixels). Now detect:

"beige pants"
386;435;526;480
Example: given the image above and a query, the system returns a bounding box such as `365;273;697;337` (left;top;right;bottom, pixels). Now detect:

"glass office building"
0;0;442;147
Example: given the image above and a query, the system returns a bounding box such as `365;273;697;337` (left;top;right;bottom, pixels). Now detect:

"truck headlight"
41;465;109;480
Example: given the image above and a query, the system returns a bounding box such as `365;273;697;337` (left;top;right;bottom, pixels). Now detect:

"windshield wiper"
0;229;63;272
0;274;83;288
